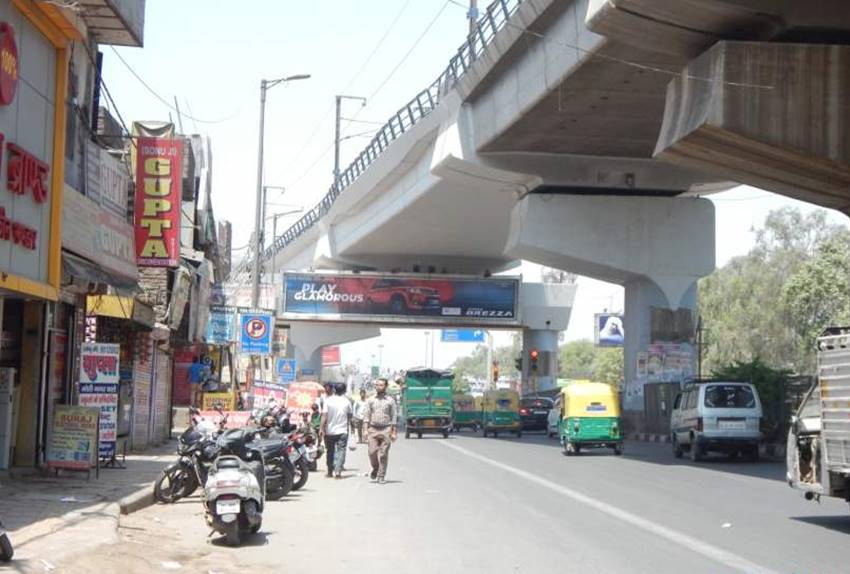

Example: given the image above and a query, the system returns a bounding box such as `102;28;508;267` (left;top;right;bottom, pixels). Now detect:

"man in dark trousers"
322;383;352;479
364;378;398;484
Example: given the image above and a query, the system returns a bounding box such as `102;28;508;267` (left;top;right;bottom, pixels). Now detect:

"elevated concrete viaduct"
255;0;850;431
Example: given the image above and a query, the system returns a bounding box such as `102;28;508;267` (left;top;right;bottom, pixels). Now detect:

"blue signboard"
240;313;273;355
441;329;486;343
276;358;297;383
206;308;236;344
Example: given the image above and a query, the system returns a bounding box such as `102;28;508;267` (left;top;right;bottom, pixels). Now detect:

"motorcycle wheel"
266;462;295;500
0;533;13;562
292;458;310;491
224;522;240;546
153;467;194;503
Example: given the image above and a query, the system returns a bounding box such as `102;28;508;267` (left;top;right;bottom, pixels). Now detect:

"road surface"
41;434;850;573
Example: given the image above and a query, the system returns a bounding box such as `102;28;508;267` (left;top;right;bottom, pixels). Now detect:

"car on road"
366;279;442;315
670;380;763;462
520;396;554;431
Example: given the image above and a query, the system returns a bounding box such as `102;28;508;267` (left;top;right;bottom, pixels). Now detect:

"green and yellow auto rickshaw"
482;389;522;438
452;393;482;431
558;382;622;455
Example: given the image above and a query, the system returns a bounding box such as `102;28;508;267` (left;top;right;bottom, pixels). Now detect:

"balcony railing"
237;0;523;279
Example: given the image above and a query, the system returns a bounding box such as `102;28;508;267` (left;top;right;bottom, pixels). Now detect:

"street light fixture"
251;74;311;308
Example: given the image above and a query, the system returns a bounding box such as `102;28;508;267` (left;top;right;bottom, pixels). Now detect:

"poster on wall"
134;137;182;267
78;342;119;458
282;273;519;325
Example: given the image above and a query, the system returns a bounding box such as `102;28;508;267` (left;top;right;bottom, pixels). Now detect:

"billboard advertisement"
282;273;519;324
134;137;182;267
595;313;624;347
321;345;341;366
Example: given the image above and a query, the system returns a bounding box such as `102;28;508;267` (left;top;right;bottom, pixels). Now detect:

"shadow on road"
209;531;271;548
790;515;850;534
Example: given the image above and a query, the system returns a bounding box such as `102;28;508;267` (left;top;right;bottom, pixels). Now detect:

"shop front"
0;1;77;468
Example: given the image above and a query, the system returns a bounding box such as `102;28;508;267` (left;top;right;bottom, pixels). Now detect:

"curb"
631;433;671;443
118;486;155;515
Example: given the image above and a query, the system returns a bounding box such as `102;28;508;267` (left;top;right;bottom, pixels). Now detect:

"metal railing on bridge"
231;0;523;280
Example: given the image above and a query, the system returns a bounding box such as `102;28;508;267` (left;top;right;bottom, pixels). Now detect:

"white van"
670;381;763;462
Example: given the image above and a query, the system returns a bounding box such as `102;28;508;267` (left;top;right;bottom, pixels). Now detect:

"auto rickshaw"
452;393;482;431
558;382;622;455
482;389;522;438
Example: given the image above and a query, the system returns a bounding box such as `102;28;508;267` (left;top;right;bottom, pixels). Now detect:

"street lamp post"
251;74;311;308
334;94;367;186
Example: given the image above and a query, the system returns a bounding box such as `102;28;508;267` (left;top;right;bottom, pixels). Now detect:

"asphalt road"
48;433;850;574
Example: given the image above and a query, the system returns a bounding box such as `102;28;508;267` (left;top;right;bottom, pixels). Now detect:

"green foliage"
559;340;596;379
711;358;791;439
699;207;849;375
592;347;624;387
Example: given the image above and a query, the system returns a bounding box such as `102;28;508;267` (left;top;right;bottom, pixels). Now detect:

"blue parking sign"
240;314;273;355
276;358;297;383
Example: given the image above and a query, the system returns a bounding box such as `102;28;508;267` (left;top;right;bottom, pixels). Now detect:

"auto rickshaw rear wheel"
614;444;623;456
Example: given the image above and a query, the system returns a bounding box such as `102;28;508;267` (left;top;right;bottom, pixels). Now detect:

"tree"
592;347;624;387
559;340;595;379
699;207;849;375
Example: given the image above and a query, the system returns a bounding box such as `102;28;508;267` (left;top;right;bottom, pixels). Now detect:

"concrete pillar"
288;322;381;382
521;328;559;395
622;277;697;412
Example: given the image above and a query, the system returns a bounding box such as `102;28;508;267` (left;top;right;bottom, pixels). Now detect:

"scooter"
203;429;264;546
0;518;13;562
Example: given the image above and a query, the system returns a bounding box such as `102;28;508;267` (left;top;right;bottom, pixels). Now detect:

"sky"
103;1;850;373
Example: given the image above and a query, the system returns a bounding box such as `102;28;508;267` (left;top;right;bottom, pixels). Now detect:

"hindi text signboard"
47;405;99;471
78;343;119;458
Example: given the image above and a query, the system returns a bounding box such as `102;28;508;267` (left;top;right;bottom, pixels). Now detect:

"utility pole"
468;0;478;36
251;74;310;307
333;95;367;186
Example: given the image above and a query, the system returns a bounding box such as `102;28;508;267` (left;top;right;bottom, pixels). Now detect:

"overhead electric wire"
109;46;241;124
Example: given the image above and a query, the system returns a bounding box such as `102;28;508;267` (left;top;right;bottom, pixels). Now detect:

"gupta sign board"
134;137;182;267
282;273;519;325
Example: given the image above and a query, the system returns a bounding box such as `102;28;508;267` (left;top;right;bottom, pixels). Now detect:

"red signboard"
134;137;181;267
0;23;18;106
321;345;341;366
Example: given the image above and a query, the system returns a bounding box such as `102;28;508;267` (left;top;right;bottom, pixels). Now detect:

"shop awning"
86;294;156;329
63;251;138;294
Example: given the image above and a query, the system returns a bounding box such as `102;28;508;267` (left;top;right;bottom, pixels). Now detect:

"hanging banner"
78;342;119;458
134;137;182;267
206;307;237;344
595;313;624;347
240;313;273;355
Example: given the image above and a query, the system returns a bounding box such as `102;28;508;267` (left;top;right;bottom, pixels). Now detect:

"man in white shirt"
322;383;352;479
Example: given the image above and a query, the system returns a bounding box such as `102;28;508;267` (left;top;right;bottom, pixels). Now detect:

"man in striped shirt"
364;378;398;484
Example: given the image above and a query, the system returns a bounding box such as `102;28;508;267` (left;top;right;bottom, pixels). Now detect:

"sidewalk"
0;440;176;572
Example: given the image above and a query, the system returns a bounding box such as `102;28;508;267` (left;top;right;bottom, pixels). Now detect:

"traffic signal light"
529;349;539;373
492;361;500;382
514;357;522;372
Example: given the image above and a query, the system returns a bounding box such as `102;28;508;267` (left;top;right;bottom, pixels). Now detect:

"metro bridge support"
506;194;714;431
288;323;380;382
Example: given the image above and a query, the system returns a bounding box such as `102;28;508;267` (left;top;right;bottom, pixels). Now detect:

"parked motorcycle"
0;518;13;562
203;429;264;546
154;408;223;503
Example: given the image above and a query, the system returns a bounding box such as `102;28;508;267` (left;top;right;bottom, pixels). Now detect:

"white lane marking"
440;441;780;574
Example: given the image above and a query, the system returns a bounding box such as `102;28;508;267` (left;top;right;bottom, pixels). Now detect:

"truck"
403;368;453;439
787;328;850;506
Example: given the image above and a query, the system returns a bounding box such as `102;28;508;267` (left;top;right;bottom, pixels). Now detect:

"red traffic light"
530;349;539;359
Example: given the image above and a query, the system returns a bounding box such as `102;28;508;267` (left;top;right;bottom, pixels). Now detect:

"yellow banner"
202;392;235;411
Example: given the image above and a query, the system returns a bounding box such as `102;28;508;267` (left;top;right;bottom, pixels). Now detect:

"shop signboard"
282;273;519;325
251;379;287;410
78;342;119;458
99;149;129;217
0;23;18;106
47;405;99;470
134;137;182;267
201;392;235;411
206;308;236;344
275;358;297;383
321;345;340;366
595;313;624;347
240;313;273;355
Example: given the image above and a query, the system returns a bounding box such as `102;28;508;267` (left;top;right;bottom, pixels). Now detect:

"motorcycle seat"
215;457;242;470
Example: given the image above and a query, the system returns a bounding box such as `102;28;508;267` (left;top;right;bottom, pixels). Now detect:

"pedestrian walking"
188;357;206;408
352;388;368;444
322;383;352;479
364;378;398;484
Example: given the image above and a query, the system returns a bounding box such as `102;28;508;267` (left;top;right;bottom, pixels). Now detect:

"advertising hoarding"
47;405;99;470
134;137;182;267
595;313;624;347
321;345;341;366
210;283;276;312
78;342;119;458
282;273;519;324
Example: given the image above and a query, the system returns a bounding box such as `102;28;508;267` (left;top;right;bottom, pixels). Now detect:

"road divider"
439;440;780;574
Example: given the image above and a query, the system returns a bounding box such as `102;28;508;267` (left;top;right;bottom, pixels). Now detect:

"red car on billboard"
366;278;449;314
